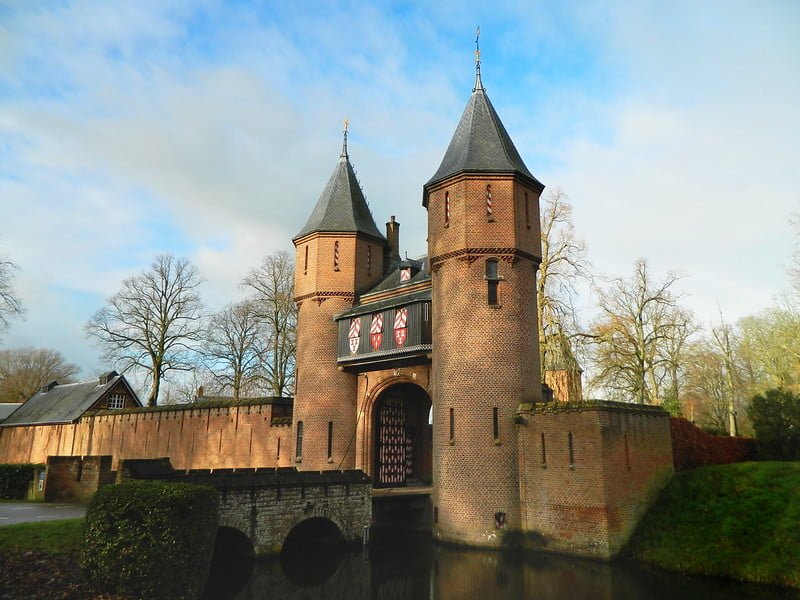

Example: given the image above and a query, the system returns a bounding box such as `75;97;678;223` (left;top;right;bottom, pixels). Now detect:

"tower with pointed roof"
292;125;387;470
424;48;544;546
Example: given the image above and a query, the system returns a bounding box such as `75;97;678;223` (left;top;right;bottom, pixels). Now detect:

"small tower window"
333;241;340;271
486;184;494;221
525;191;531;229
367;245;372;276
304;245;309;274
295;421;304;461
486;259;500;306
277;437;281;459
492;407;499;442
444;191;450;226
400;267;411;282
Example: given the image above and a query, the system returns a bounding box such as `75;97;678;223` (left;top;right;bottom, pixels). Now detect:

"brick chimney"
386;215;400;262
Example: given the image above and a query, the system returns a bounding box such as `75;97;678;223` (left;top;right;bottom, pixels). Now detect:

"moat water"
203;530;799;600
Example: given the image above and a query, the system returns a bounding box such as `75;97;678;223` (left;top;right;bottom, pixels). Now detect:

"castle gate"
372;383;431;488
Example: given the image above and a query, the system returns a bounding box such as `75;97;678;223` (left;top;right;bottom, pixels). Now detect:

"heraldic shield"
393;307;408;347
348;318;361;354
370;313;384;350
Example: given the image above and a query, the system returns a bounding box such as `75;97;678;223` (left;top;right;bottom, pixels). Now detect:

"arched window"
486;259;500;306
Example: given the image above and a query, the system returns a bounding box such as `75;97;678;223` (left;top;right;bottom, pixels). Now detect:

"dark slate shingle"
425;87;542;195
294;153;385;241
2;374;139;426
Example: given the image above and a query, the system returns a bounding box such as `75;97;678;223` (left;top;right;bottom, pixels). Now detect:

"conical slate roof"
294;140;384;241
424;83;541;197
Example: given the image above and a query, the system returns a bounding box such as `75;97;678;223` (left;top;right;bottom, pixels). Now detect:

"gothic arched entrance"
372;383;432;488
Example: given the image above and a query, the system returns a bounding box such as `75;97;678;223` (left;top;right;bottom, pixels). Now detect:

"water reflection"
204;530;800;600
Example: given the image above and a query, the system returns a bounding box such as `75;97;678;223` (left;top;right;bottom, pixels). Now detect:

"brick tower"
292;126;386;470
424;56;544;546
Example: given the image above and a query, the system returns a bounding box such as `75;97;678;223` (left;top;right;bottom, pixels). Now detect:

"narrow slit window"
449;408;454;443
486;184;494;221
540;433;547;466
367;245;372;275
444;191;450;226
327;421;333;461
333;241;340;271
304;245;309;274
277;437;281;459
492;407;499;441
525;191;531;229
568;432;575;467
624;434;631;471
296;421;304;461
486;259;500;306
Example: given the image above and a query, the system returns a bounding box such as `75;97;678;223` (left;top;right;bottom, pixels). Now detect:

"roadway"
0;502;86;526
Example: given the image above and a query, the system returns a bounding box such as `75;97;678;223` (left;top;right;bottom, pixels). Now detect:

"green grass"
0;518;84;557
627;462;800;588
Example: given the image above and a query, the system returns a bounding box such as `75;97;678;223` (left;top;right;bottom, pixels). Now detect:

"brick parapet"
517;404;673;558
0;399;293;471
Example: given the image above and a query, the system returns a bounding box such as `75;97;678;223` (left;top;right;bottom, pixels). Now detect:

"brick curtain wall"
670;417;756;471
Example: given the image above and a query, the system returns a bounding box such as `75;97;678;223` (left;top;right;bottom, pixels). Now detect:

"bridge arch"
214;525;255;558
363;380;432;488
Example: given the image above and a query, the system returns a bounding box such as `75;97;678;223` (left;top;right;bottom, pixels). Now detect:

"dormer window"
400;267;411;282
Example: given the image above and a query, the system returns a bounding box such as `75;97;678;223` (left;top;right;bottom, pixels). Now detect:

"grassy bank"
0;518;83;556
627;461;800;588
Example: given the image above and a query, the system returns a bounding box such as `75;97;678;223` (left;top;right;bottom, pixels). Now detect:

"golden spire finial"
344;117;349;133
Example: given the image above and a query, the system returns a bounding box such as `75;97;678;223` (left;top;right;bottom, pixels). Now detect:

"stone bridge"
121;459;372;556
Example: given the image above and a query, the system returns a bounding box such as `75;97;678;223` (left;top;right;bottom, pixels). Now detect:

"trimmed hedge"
81;480;219;600
670;417;756;471
0;464;42;499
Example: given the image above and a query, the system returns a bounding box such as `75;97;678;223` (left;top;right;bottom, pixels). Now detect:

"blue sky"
1;1;799;384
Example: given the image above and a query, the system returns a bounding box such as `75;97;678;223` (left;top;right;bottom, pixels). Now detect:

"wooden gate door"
375;391;407;487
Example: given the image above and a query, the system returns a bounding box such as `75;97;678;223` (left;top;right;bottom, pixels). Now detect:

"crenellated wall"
0;400;293;471
516;401;674;559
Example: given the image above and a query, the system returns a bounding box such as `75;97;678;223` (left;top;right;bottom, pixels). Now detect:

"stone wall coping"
516;400;668;417
120;458;370;489
89;396;293;417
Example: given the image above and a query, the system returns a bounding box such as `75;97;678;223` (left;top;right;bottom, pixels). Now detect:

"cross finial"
473;26;484;92
341;117;349;158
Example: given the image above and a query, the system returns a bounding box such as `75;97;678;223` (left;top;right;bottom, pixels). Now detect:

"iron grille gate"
376;393;411;486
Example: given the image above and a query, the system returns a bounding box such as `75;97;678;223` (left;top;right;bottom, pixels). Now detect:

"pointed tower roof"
424;49;542;201
294;126;385;242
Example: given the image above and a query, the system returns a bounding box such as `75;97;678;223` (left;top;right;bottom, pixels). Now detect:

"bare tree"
242;251;296;397
85;254;204;406
0;347;79;403
589;259;693;405
0;256;24;339
202;300;266;401
711;315;741;436
537;189;590;379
